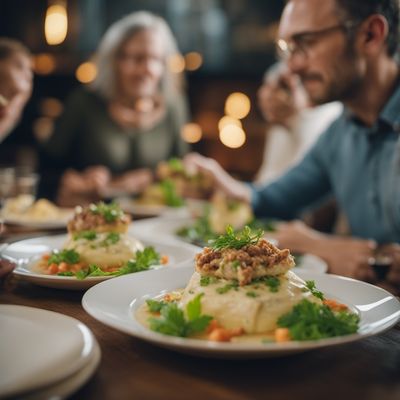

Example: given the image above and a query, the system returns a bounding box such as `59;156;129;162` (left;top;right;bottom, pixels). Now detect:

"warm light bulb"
181;123;202;143
45;4;68;45
224;92;251;120
219;125;246;149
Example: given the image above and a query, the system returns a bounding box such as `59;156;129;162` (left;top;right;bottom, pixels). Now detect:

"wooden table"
1;229;400;400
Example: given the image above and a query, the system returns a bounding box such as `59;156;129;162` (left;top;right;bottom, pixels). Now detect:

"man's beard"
303;41;363;105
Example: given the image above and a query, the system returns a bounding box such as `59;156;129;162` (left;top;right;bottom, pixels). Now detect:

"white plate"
5;233;198;290
129;217;328;273
0;305;99;398
2;210;73;229
82;263;400;359
20;340;100;400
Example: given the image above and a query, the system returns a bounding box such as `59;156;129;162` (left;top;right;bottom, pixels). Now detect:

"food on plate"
2;195;71;221
135;179;184;208
35;202;166;279
156;158;214;199
67;202;131;234
176;193;275;246
138;226;359;343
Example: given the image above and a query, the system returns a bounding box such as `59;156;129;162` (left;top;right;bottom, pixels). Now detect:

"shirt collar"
342;81;400;134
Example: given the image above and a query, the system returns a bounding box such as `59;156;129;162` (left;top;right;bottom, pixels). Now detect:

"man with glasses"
184;0;400;295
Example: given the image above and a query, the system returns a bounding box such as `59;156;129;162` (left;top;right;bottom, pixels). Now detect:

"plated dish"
2;195;72;228
6;202;198;290
129;216;328;274
83;228;400;358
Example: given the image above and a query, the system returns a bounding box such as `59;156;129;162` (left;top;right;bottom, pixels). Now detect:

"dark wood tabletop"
1;227;400;400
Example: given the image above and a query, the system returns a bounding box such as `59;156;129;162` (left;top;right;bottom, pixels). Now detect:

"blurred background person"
184;0;400;295
254;62;342;184
40;11;189;207
0;38;33;143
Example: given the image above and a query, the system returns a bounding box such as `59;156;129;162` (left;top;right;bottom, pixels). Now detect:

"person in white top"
255;62;342;184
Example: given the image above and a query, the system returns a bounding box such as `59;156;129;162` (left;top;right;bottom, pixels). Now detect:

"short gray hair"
91;11;182;100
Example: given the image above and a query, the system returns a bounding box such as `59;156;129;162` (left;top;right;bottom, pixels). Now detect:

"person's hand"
269;220;377;282
183;153;251;202
57;166;111;206
257;83;296;125
110;168;153;194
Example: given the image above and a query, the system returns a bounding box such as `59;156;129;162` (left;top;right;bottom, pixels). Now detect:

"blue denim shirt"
251;84;400;244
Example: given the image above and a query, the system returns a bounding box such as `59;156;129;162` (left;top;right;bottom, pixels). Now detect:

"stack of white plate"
0;305;101;399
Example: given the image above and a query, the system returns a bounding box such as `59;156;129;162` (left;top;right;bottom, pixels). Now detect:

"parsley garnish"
146;299;168;313
160;179;184;207
167;157;185;173
100;232;120;247
252;276;281;293
216;281;239;294
200;276;218;286
73;230;97;241
89;201;124;223
303;280;325;300
210;225;263;251
246;291;259;298
277;299;359;341
48;249;80;265
148;293;213;337
57;246;160;279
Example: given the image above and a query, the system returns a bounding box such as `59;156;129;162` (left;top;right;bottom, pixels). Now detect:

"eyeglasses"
276;22;357;61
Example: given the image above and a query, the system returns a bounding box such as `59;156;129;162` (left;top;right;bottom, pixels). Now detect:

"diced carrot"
275;328;291;342
160;255;169;265
208;327;244;342
48;263;58;274
58;262;68;272
323;299;349;312
42;253;51;261
206;319;220;334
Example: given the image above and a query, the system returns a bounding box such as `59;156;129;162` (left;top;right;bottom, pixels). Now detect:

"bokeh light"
219;125;246;148
181;123;203;143
218;115;242;131
185;52;203;71
75;62;97;83
33;54;56;75
45;4;68;45
167;54;185;74
224;92;251;119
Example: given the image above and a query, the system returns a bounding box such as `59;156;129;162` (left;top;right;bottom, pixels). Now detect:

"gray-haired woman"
41;11;189;206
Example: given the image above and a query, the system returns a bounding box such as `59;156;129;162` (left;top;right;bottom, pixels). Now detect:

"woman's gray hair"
91;11;182;100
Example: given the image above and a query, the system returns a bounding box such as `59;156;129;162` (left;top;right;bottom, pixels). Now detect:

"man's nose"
285;52;308;75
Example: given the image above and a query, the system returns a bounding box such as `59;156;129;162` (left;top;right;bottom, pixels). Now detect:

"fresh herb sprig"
48;249;80;265
148;294;213;337
89;201;124;223
277;299;359;341
160;179;185;207
303;280;325;300
210;225;264;251
73;230;97;241
56;246;160;279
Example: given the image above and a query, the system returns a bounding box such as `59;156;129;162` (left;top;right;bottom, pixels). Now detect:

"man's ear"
359;14;389;55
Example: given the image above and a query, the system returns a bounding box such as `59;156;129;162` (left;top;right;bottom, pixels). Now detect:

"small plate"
0;305;99;398
129;217;328;273
82;263;400;358
5;233;198;290
3;209;73;229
